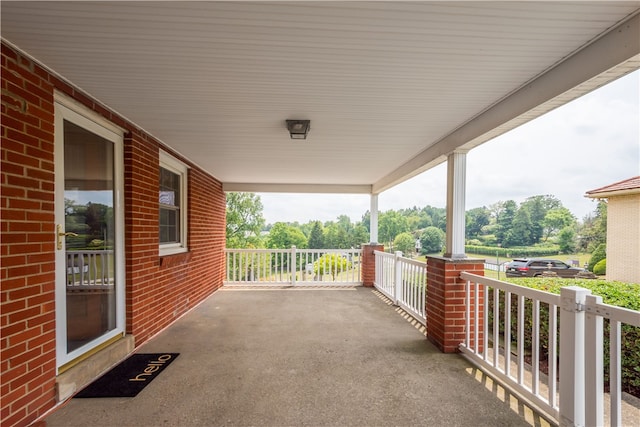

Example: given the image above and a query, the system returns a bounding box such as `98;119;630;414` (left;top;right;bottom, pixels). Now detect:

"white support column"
370;194;379;244
444;150;467;258
559;286;591;427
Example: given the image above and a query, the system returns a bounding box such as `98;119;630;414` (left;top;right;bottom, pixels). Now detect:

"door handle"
57;224;78;250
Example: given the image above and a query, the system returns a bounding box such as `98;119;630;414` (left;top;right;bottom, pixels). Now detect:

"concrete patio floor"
44;287;550;427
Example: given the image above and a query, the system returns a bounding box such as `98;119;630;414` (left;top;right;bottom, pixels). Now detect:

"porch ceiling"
2;2;639;194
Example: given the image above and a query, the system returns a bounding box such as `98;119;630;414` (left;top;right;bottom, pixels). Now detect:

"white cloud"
260;70;639;224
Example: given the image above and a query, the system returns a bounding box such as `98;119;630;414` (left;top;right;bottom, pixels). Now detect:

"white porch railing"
66;250;114;288
373;250;426;325
224;247;362;286
459;272;640;427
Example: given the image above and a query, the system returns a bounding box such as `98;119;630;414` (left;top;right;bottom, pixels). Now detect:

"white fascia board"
223;183;372;194
585;189;640;199
373;13;640;194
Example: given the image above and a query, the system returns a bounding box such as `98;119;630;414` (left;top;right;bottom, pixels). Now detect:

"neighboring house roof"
585;176;640;198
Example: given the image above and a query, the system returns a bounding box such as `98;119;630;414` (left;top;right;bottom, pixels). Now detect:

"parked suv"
505;258;586;278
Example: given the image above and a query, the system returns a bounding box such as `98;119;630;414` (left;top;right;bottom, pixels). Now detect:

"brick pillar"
361;244;384;287
426;256;485;353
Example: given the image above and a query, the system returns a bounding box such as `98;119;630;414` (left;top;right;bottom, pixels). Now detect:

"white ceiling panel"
2;1;639;192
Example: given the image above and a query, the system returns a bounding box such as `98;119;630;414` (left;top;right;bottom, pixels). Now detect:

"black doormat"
74;353;179;398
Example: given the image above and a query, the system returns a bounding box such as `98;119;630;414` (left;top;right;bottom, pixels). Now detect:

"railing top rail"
460;272;560;306
399;257;426;268
374;250;394;258
225;248;362;254
585;295;640;326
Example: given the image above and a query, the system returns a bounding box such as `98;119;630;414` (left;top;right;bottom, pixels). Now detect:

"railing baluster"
492;287;499;367
465;279;470;349
532;299;540;395
517;294;525;385
548;303;558;410
474;280;479;354
610;320;622;427
504;291;511;378
483;284;489;363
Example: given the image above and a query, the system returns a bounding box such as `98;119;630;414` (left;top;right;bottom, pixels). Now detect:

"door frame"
53;92;126;371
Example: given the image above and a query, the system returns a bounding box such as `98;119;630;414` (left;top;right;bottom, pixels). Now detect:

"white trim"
159;150;189;256
54;91;126;137
54;96;126;370
222;182;372;194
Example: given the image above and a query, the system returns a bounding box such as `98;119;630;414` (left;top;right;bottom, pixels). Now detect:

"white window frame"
159;151;189;256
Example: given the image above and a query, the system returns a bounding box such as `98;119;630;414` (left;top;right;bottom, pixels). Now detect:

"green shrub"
593;258;606;275
588;243;606;272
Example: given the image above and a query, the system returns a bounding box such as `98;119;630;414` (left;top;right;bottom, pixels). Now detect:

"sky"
258;70;640;225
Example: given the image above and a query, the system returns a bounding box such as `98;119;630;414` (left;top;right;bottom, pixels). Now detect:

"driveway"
45;287;542;426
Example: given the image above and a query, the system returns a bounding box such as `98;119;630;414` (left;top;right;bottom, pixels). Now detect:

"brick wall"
1;42;226;426
426;256;485;353
125;130;226;343
1;43;58;427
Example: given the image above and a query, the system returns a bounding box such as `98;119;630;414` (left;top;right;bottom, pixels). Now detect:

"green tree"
495;200;517;245
361;211;371;232
557;226;576;254
520;196;547;243
423;205;446;232
64;198;90;236
85;202;112;238
505;207;532;247
393;232;416;255
466;207;490;238
336;215;353;234
226;192;265;248
308;221;324;249
419;226;445;254
578;201;607;252
324;223;349;249
266;222;307;249
379;210;409;247
542;207;576;241
351;224;370;247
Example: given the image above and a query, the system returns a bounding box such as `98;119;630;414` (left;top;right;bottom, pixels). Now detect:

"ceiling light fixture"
286;120;310;139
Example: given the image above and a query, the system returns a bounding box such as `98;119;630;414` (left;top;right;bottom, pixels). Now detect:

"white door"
54;94;125;369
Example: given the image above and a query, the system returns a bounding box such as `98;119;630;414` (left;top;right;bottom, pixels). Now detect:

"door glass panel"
64;120;116;353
